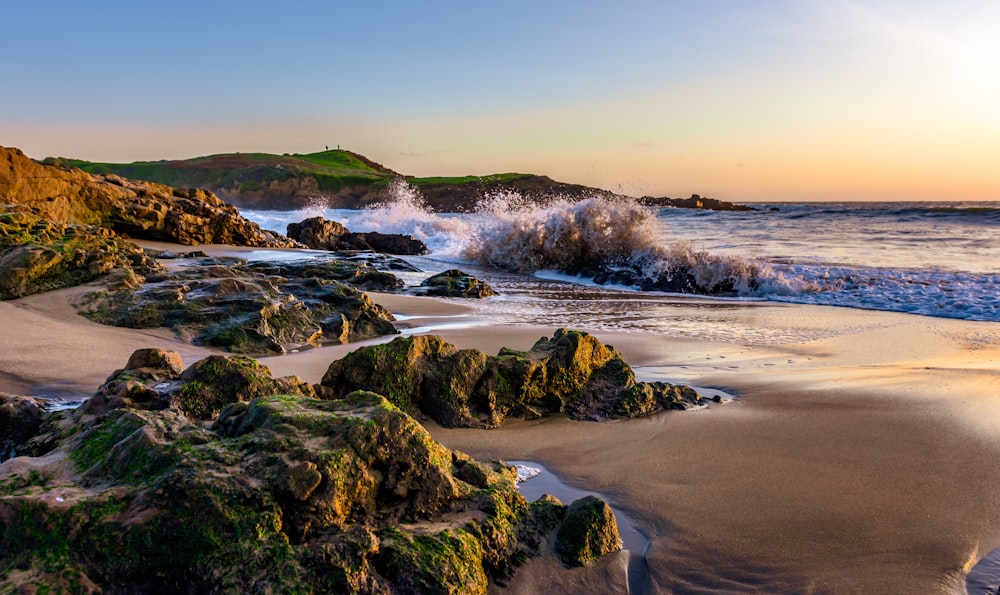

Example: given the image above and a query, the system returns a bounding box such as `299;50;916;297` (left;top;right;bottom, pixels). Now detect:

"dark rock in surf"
320;328;704;428
0;394;46;462
414;269;496;298
286;216;428;255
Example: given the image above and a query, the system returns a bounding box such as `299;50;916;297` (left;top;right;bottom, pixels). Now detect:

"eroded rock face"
1;145;297;248
320;329;704;428
414;269;496;298
0;351;621;593
287;216;428;255
77;256;400;354
0;208;162;299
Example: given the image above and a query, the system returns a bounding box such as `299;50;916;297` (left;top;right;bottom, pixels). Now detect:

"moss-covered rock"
554;495;622;567
414;269;496;298
321;328;705;428
77;256;400;355
0;207;162;300
84;349;312;420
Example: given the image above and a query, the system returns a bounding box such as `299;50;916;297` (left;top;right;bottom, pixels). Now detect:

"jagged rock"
321;329;704;428
287;216;428;255
85;349;312;419
345;231;428;256
0;356;622;593
0;394;45;462
1;145;297;247
77;257;399;354
0;208;162;299
414;269;496;298
554;496;622;567
286;216;350;250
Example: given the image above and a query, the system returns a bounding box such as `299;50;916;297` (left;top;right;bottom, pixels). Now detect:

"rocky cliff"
1;146;296;247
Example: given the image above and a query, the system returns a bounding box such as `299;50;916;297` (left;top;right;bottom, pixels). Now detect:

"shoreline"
1;247;999;592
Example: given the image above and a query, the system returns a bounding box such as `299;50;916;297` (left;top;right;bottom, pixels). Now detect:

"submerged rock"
77;256;399;354
0;351;622;593
414;269;496;298
320;329;703;428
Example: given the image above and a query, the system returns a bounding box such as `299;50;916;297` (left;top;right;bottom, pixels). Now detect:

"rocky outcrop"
287;216;428;255
0;208;162;299
639;193;755;211
1;146;297;247
320;329;704;428
0;350;621;593
77;255;400;354
414;269;496;298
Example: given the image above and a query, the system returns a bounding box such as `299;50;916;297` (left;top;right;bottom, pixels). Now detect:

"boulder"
286;216;428;255
414;269;496;298
84;350;312;419
554;496;622;567
321;329;704;428
0;394;45;461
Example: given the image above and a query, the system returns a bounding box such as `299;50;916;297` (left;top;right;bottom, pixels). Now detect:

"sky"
2;0;998;201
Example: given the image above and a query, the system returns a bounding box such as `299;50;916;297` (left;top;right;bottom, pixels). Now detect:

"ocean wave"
462;195;777;296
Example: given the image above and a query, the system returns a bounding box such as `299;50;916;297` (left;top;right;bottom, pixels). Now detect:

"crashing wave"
462;195;767;296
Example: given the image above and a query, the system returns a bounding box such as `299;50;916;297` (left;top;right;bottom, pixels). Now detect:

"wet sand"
2;263;999;593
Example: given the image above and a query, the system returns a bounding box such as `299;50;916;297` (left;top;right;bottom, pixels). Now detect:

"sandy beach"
2;255;999;593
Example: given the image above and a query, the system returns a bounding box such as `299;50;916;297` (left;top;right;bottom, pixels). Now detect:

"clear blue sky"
3;1;998;200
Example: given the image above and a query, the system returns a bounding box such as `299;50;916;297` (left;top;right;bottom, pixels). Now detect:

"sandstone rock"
1;145;297;248
0;208;162;300
414;269;496;298
554;496;622;567
321;329;704;428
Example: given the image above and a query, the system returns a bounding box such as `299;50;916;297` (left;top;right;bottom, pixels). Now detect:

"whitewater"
241;185;1000;324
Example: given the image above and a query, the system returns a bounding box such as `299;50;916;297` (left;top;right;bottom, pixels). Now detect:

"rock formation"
286;216;428;255
320;329;705;428
0;349;622;593
77;255;400;354
1;146;296;247
414;269;497;298
0;207;161;299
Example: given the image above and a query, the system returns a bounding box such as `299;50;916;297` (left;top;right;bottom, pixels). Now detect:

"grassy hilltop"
44;149;747;212
44;150;549;212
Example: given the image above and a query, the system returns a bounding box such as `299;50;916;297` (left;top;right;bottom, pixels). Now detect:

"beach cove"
3;243;999;593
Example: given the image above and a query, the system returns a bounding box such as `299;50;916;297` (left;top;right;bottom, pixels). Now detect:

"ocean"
241;189;1000;327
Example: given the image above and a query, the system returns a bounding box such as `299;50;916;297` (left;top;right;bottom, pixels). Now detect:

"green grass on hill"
44;151;535;195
